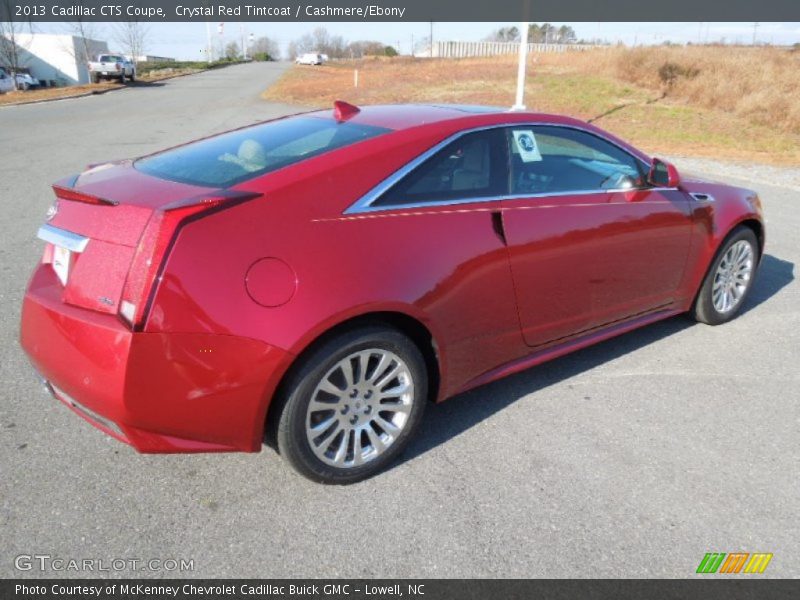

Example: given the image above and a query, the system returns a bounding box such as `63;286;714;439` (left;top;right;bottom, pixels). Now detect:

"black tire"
129;70;136;82
91;73;99;84
118;72;126;84
275;326;427;484
692;226;759;325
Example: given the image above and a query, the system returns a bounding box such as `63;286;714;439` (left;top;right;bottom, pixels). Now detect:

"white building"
131;55;175;63
7;33;109;86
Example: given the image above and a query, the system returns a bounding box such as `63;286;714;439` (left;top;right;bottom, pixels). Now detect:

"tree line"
287;27;398;60
223;28;398;61
486;24;580;45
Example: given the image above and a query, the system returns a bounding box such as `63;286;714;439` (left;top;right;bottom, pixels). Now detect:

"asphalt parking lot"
1;61;797;578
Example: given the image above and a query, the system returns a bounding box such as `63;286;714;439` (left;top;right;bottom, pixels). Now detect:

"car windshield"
135;116;390;187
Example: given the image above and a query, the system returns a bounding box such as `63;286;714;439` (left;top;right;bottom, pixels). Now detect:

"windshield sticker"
513;130;543;162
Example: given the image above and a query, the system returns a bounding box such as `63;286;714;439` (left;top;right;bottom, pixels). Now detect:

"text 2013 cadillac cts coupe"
21;102;764;483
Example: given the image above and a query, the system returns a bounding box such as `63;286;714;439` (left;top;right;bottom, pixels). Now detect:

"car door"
360;127;527;386
500;125;693;348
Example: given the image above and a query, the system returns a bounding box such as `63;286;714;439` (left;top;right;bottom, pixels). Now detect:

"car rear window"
135;116;390;187
99;55;123;62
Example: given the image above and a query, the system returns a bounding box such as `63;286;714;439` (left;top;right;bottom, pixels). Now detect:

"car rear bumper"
20;265;293;453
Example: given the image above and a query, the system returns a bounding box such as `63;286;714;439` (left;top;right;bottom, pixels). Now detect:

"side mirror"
647;158;680;188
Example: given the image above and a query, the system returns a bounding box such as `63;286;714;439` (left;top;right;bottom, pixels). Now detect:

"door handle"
491;211;507;245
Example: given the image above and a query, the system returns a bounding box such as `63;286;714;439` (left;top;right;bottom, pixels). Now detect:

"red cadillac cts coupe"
21;102;764;483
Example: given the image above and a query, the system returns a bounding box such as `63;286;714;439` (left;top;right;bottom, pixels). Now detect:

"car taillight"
53;184;117;206
118;190;260;330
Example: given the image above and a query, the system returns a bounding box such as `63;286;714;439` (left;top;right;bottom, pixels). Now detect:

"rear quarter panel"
146;122;527;410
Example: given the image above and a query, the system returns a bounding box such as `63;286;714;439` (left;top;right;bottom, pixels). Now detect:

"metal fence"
430;41;599;58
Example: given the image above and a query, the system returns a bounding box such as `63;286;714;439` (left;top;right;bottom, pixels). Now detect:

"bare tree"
114;20;149;64
556;25;577;44
484;26;520;42
413;35;431;56
224;40;240;60
347;40;386;58
286;40;299;60
0;0;34;89
251;36;279;61
61;19;100;83
528;23;576;45
66;20;97;65
289;28;348;60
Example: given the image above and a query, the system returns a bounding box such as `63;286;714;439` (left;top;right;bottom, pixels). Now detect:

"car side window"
507;126;644;196
373;128;508;207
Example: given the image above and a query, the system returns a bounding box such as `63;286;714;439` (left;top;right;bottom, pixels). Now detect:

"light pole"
512;22;529;110
205;21;212;62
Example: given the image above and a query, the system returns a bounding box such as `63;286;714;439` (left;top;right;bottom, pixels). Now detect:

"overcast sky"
33;22;800;59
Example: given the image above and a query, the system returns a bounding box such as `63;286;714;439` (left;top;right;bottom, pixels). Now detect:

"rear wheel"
275;326;427;484
91;73;99;84
692;226;759;325
118;72;126;84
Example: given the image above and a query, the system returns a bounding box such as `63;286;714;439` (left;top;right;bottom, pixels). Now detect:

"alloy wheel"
305;349;414;468
712;240;754;314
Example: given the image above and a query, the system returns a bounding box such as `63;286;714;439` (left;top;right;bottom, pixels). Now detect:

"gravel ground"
668;155;800;192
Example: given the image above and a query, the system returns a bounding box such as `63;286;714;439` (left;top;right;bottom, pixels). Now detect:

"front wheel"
275;326;427;484
692;226;759;325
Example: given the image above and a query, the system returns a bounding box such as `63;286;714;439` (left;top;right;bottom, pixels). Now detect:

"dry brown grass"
264;47;800;166
536;45;800;135
0;82;121;105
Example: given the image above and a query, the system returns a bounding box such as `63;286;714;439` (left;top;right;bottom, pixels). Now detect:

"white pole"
205;21;212;63
512;22;529;111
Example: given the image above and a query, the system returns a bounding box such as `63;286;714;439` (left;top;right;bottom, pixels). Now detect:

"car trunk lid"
41;162;222;320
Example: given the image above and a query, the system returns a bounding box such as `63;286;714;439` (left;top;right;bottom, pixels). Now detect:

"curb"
0;87;118;107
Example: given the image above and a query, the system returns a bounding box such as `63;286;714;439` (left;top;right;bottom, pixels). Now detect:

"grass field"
264;46;800;166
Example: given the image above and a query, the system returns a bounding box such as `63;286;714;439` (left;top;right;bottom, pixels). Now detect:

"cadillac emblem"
45;202;58;221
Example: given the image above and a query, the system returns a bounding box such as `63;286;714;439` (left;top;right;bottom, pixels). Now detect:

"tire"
129;70;136;82
692;226;759;325
91;73;99;84
118;72;126;84
275;326;428;484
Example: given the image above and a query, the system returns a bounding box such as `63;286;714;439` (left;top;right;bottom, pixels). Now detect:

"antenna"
333;100;360;121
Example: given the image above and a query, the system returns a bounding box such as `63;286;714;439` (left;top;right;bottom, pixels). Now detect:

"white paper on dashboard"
512;130;543;162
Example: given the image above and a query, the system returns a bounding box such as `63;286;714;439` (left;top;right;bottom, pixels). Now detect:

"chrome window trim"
345;122;655;215
37;224;89;253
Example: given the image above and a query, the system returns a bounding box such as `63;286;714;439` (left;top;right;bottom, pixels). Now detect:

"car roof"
306;103;587;132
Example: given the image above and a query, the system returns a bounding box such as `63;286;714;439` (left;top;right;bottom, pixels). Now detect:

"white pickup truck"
88;54;136;83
